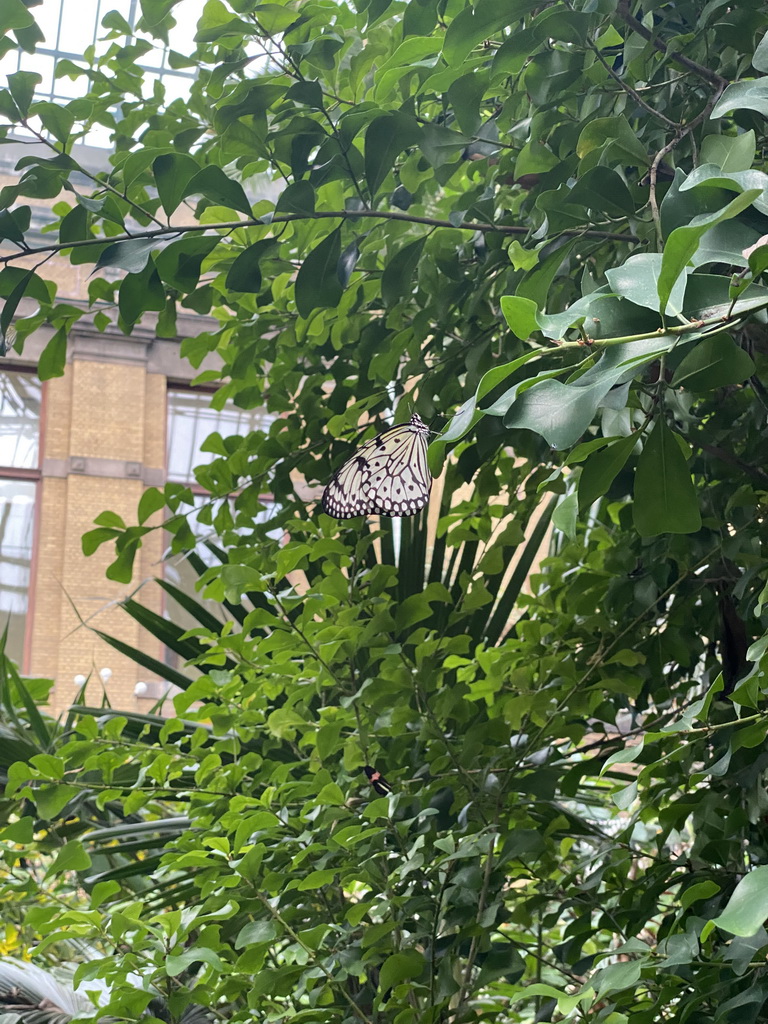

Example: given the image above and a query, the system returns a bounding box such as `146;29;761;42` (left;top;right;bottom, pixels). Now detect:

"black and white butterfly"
321;413;432;519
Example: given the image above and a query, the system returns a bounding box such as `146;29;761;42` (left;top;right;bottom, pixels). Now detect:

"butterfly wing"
322;414;431;519
363;765;392;795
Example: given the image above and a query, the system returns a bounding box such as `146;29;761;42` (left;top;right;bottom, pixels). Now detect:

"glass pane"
166;389;276;484
0;480;36;664
0;372;41;470
59;0;100;53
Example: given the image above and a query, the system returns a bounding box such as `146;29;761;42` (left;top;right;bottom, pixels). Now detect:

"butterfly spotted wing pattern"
363;765;392;796
321;413;432;519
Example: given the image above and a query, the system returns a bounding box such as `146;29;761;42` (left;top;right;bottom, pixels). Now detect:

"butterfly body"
322;413;431;519
363;765;393;796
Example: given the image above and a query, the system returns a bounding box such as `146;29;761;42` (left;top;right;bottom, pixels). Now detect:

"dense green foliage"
3;0;768;1022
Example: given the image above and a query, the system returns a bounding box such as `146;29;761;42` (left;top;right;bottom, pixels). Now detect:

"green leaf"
59;204;88;244
576;115;648;167
365;113;420;194
153;153;200;216
0;0;35;34
606;253;687;317
0;270;36;338
671;333;755;391
94;627;194;690
138;487;166;525
235;920;278;949
37;326;67;381
275;181;315;217
35;785;79;820
33;101;75;142
500;295;539;340
633;418;702;537
295;227;343;318
297;869;337;890
516;238;578;308
119;262;166;324
154;235;220;291
94;238;157;274
378;950;425;994
81;527;121;556
500;337;672;449
166;948;224;977
185;165;252;216
552;492;577;540
578;433;638;511
700;131;756;173
381;237;425;306
713;867;768;936
681;881;721;911
7;71;40;117
658;191;762;314
754;31;768;73
0;817;33;843
442;0;530;65
225;239;276;293
0;206;29;244
45;840;92;878
418;123;469;169
567;166;636;217
711;79;768;120
316;782;345;805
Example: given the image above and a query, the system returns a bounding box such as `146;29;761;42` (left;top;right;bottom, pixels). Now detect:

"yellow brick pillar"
28;334;167;715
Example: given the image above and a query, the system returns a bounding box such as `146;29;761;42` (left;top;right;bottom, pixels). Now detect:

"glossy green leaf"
700;131;756;173
185;165;252;217
365;113;420;194
119;262;166;324
7;70;39;115
94;238;157;274
154;235;220;291
37;325;67;380
381;237;425;305
274;180;315;217
225;239;277;293
443;0;530;65
578;432;638;511
0;0;35;33
31;100;74;142
658;191;761;314
671;333;755;390
295;227;343;317
378;950;425;994
606;253;687;317
711;79;768;119
713;867;768;936
633;418;702;536
45;840;92;878
153;153;200;216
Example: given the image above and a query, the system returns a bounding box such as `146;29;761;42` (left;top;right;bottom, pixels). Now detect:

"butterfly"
321;413;432;519
363;765;393;796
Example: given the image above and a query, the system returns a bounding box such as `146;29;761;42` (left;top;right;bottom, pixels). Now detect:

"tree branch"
616;0;728;89
0;210;638;269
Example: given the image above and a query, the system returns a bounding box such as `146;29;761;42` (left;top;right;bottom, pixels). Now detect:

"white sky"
1;0;207;146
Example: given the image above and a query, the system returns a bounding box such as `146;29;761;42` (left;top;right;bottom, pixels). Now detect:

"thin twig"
616;0;727;89
451;837;496;1020
583;33;678;128
21;120;166;228
253;892;376;1024
648;83;726;246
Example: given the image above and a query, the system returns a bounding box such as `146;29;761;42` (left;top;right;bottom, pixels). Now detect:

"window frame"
0;362;45;673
